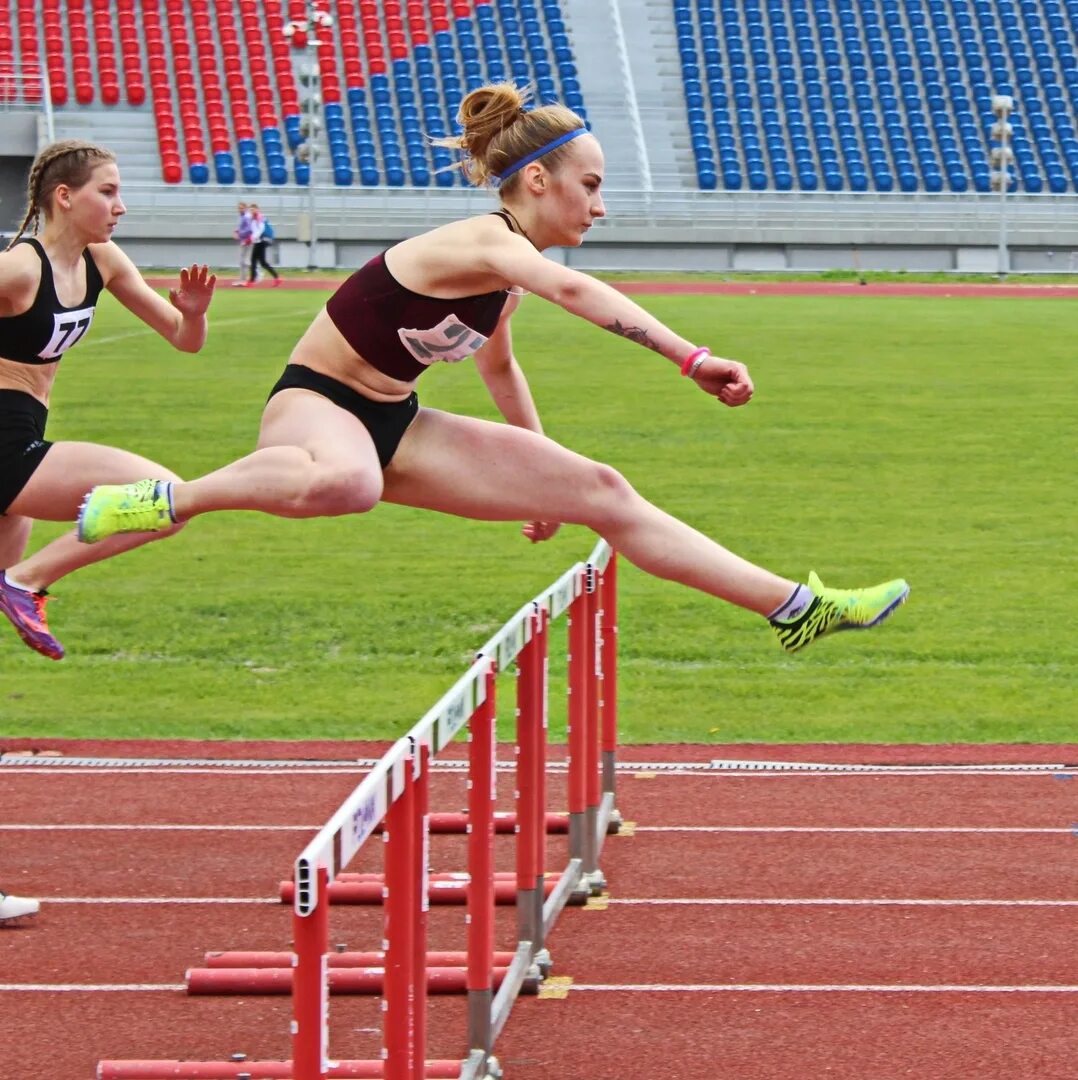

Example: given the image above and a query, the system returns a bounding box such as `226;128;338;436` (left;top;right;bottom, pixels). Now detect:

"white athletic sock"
156;481;178;524
3;573;36;594
767;583;815;623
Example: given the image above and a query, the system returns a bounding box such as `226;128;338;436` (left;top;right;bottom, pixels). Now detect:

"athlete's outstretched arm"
480;232;753;406
94;242;216;353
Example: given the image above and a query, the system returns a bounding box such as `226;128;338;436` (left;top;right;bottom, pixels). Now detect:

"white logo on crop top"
398;314;488;366
38;307;95;360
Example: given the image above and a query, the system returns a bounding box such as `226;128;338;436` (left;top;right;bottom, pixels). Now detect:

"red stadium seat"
188;0;233;177
92;4;119;106
117;0;147;107
148;0;204;182
65;0;93;103
229;0;279;178
16;0;41;101
0;5;14;103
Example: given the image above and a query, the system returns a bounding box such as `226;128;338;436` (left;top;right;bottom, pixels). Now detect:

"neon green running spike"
770;571;910;654
77;479;175;544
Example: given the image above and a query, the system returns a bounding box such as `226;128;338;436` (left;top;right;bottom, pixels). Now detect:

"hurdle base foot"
567;884;591;907
583;869;607;895
460;1051;502;1080
532;947;552;978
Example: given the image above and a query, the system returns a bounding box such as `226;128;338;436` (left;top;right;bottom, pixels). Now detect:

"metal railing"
104;181;1078;246
0;62;53;141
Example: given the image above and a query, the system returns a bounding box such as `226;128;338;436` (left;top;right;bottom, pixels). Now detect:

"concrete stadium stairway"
561;0;695;190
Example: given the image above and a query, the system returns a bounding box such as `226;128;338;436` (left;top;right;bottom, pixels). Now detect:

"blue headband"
494;127;589;183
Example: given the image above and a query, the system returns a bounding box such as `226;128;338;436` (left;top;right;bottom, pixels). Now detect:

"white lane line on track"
0;765;1071;778
0;767;391;776
44;897;279;904
4;982;1077;995
0;824;316;830
3;824;1069;835
608;898;1078;907
632;826;1072;834
33;896;1078;906
708;759;1073;774
635;770;1073;779
84;310;303;349
566;983;1078;994
0;984;186;992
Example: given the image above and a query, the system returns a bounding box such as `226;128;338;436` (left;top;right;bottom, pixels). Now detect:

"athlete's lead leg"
382;409;910;651
383;409;796;614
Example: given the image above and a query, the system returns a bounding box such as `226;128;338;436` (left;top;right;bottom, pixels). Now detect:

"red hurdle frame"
98;541;619;1080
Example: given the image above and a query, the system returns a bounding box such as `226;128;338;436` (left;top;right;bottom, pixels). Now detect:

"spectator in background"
246;204;280;288
233;201;255;287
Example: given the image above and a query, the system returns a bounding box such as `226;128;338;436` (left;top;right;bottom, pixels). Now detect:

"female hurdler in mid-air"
78;83;909;654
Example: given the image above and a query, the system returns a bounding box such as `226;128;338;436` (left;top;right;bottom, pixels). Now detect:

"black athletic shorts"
267;364;419;469
0;390;53;515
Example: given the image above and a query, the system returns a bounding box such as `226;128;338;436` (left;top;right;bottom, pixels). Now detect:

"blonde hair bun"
435;82;586;191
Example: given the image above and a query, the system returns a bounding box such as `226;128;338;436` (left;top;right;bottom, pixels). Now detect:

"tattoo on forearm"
604;318;662;353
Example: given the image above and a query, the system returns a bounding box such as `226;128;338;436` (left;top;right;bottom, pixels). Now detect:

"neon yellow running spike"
77;479;175;544
770;571;910;654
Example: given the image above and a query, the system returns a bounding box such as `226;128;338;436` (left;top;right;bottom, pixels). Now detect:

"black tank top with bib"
0;237;104;365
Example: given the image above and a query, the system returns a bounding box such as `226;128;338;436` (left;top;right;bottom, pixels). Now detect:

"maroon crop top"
325;223;513;382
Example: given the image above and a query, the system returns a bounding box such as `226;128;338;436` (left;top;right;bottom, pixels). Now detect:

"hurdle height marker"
466;662;497;1065
510;603;546;978
293;740;412;1078
591;540;620;830
582;562;604;892
534;562;595;939
473;596;549;1045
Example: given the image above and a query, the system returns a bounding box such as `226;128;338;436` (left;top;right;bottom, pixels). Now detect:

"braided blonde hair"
435;82;586;192
4;140;116;251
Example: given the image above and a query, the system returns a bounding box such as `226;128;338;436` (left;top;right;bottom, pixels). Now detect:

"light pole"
285;3;333;270
990;94;1014;280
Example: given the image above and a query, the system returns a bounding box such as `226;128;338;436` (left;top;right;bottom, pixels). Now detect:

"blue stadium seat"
268;0;1074;196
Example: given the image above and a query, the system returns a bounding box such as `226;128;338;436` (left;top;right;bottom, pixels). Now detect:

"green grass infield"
1;283;1073;744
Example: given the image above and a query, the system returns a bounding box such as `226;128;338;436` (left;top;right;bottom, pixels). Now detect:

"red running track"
1;741;1076;1079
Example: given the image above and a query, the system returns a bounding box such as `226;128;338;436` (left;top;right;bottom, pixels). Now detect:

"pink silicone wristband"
680;347;710;376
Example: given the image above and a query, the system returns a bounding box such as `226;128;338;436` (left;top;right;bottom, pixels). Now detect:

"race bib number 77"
398;313;489;366
38;307;95;360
